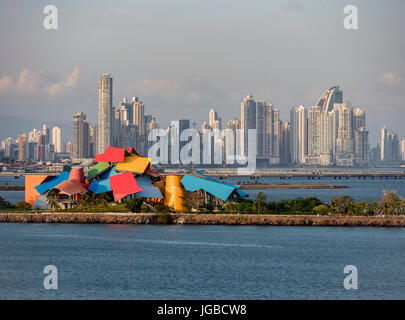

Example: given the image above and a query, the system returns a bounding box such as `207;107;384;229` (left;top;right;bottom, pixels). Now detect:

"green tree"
0;195;13;210
359;201;369;216
15;201;32;211
223;202;241;213
379;190;403;216
332;195;353;214
126;197;143;213
313;204;330;215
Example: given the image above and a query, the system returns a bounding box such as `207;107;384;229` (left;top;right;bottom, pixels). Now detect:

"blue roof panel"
35;171;70;195
180;175;237;201
88;166;117;194
134;176;163;199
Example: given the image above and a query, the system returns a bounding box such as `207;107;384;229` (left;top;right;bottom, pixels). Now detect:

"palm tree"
46;190;60;211
359;201;369;216
254;192;266;214
78;193;95;209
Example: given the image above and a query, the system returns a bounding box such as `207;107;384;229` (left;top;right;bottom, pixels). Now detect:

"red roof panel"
95;146;126;163
110;172;143;201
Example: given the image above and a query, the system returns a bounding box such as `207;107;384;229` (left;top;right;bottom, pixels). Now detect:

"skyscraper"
17;134;27;162
73;112;90;159
352;108;369;165
334;103;354;166
256;101;266;158
315;86;343;112
241;95;256;156
306;106;321;165
280;120;291;165
97;73;113;154
319;110;337;166
51;126;62;153
400;140;405;161
265;103;280;164
352;108;366;131
209;108;221;129
290;106;307;164
354;127;369;165
132;97;145;154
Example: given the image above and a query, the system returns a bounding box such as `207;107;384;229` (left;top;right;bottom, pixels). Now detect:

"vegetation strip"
0;213;404;227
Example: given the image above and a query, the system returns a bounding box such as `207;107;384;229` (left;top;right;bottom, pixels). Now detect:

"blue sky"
0;0;404;145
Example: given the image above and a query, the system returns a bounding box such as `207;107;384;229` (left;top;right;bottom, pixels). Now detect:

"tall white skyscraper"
290;106;307;164
131;97;145;154
380;126;388;161
51;126;62;153
97;73;113;154
400;140;405;161
319;110;337;166
209;108;221;129
334;103;354;166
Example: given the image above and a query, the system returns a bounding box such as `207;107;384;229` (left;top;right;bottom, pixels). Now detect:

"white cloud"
0;67;82;95
127;78;226;105
379;72;403;86
17;69;44;93
44;66;83;95
128;79;179;97
0;76;13;92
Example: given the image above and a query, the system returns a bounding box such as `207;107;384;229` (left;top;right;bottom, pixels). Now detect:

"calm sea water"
0;223;404;300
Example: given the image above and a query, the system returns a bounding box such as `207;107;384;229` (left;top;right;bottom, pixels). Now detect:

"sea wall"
0;213;404;227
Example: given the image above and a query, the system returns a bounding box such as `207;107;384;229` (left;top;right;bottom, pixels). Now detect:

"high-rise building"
334;103;354;166
381;127;400;162
351;108;368;165
352;108;366;131
132;97;145;154
319;110;337;166
65;141;73;155
256;101;266;158
51;127;62;153
400;140;405;161
27;142;37;161
17;134;27;162
305;106;321;165
209;108;221;130
315;86;343;112
354;127;369;165
280;120;291;165
290;106;307;164
241;95;256;156
97;73;113;154
42;124;50;144
265;103;280;164
73;112;90;159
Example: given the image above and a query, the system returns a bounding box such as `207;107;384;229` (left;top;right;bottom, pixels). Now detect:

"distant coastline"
240;184;349;189
0;213;404;227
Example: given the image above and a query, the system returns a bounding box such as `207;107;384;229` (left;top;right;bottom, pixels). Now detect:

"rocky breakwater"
0;213;405;227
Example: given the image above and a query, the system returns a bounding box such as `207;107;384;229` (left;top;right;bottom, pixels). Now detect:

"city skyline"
1;72;403;167
1;0;405;145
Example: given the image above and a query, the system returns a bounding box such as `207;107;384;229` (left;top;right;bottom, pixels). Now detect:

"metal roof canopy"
35;171;70;195
180;174;238;201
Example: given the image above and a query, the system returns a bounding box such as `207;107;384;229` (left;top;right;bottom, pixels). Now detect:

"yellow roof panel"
116;155;151;173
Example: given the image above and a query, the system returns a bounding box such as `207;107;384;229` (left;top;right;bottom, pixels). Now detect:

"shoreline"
239;184;348;189
0;213;404;227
